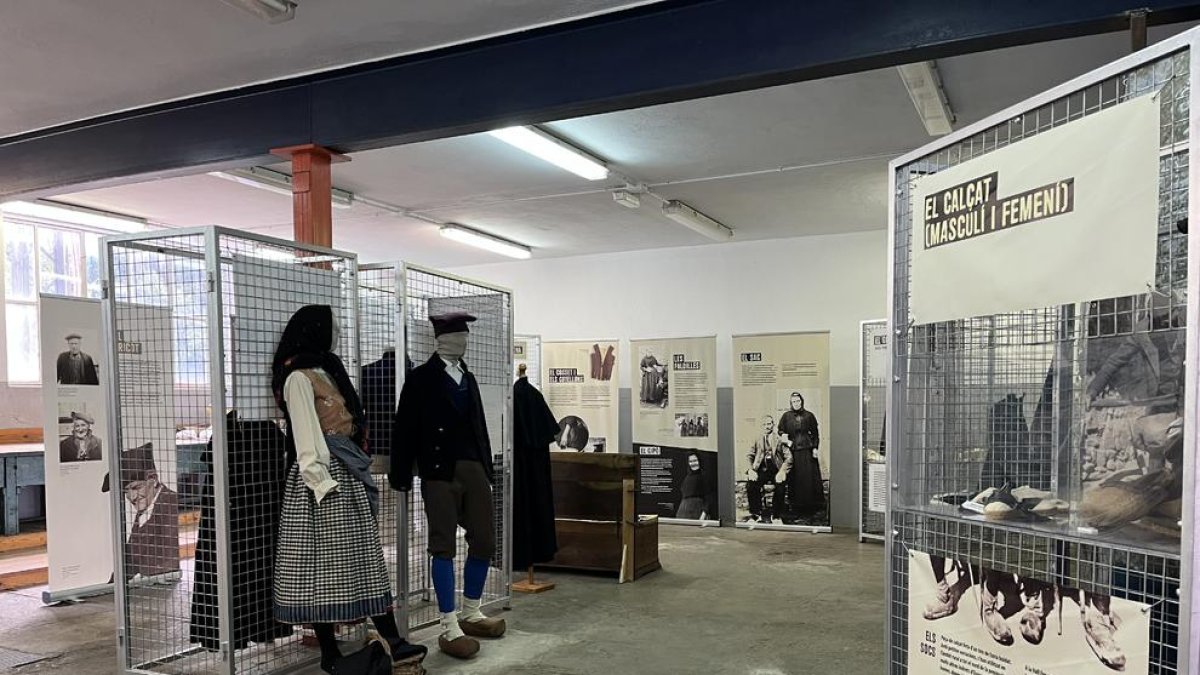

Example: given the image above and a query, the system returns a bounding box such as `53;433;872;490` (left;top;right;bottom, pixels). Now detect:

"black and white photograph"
638;348;669;408
555;415;591;451
102;443;181;579
909;550;1150;674
58;406;103;463
55;331;100;385
1078;314;1185;546
674;413;710;438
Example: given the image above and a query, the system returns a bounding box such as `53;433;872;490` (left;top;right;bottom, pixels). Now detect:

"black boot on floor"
330;642;390;675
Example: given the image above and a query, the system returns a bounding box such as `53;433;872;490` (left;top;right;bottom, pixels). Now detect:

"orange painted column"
270;144;349;247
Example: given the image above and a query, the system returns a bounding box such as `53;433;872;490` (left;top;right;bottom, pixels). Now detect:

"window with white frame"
3;217;103;384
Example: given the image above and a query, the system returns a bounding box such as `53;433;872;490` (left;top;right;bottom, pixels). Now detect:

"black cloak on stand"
511;376;561;570
190;413;293;650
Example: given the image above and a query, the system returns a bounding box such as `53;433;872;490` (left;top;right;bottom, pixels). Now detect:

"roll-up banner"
732;332;831;532
631;336;718;524
41;296;114;600
541;340;619;453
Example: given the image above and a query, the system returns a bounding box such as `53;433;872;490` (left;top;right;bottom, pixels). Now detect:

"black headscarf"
271;305;367;459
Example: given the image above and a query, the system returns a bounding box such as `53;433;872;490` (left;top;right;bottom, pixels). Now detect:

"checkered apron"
274;435;393;623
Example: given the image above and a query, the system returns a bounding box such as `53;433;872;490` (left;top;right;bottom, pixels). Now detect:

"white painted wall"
450;230;888;386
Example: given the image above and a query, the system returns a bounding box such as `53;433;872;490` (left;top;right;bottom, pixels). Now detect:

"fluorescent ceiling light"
0;199;147;233
440;224;532;259
208;167;355;209
488;126;609;181
218;0;297;23
661;200;733;241
896;61;955;136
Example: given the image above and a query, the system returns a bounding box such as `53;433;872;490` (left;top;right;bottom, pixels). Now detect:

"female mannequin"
271;305;426;674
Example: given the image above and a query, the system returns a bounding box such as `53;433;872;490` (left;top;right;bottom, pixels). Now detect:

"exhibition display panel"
396;264;514;631
860;319;887;543
887;38;1195;675
103;227;359;675
514;333;541;388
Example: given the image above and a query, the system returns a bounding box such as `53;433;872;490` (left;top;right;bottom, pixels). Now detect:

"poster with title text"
910;95;1159;325
631;336;718;521
541;340;618;453
908;550;1150;675
732;332;830;529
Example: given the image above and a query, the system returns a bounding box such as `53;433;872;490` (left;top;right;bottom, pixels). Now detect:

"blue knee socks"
464;556;489;601
431;556;456;613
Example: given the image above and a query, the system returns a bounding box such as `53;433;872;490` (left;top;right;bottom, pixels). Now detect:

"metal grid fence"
861;320;888;541
888;48;1191;674
356;264;403;609
104;227;360;674
398;264;513;632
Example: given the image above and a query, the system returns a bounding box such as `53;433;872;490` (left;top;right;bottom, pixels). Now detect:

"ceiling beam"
2;0;1199;200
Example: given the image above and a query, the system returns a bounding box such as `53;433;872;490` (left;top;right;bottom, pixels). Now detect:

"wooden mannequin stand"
512;566;555;594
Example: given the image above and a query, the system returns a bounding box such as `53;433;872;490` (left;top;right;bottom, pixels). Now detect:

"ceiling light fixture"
439;224;532;259
218;0;297;24
611;189;641;209
208;167;354;209
0;199;147;233
896;61;956;137
661;200;733;241
488;126;609;181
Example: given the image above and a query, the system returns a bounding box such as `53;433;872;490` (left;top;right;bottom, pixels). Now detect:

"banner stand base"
859;533;885;543
42;581;114;605
735;522;831;534
660;518;721;527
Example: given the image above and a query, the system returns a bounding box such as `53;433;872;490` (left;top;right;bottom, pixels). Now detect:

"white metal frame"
884;28;1200;671
102;226;360;674
393;262;515;631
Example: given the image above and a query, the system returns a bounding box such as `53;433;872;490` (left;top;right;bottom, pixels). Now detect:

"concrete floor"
0;526;885;674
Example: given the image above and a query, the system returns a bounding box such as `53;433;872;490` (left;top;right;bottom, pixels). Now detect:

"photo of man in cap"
102;443;180;579
59;411;102;462
56;333;99;385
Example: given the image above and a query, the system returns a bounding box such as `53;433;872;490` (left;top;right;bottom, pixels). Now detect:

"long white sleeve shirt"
283;369;339;502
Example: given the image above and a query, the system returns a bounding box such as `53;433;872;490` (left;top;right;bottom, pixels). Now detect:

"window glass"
85;233;102;299
39;227;82;296
4;303;39;382
4;222;36;301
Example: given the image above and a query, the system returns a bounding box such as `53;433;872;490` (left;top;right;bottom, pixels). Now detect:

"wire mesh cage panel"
356;264;404;599
887;45;1194;674
514;333;542;388
398;264;513;632
861;320;888;542
104;227;359;675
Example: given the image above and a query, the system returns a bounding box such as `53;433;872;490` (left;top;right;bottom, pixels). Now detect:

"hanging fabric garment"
600;345;616;381
982;394;1029;490
191;413;293;650
590;344;603;380
511;376;561;570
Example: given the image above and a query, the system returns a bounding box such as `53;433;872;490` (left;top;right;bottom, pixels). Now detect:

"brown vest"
302;369;356;436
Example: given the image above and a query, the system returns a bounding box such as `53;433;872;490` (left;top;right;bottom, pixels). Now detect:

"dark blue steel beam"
2;0;1199;199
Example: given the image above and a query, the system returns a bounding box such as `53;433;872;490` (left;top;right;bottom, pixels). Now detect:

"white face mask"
436;331;468;362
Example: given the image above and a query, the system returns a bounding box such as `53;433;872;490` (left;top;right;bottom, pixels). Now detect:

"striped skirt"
274;436;392;624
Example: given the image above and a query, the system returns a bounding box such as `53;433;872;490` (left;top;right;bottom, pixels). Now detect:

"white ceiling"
0;0;656;138
54;25;1194;267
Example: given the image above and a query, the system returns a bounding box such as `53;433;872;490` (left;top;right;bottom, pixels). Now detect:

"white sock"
441;611;465;640
459;596;487;622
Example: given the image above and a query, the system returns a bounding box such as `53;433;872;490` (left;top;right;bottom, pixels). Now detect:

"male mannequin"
391;312;506;660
